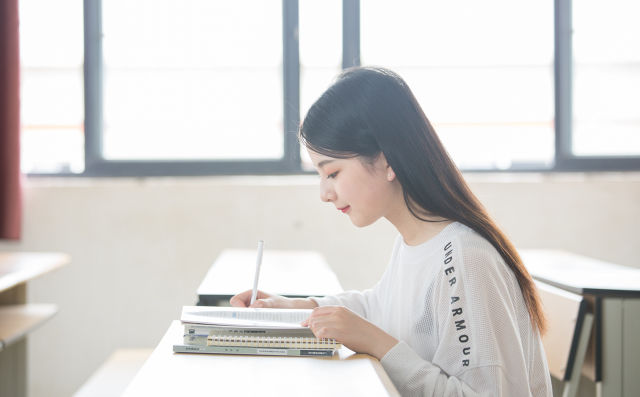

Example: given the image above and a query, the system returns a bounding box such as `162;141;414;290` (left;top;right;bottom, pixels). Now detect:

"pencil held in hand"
250;240;264;305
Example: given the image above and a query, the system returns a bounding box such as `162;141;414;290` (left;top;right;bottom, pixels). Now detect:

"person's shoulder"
443;224;524;312
449;223;502;262
446;223;512;281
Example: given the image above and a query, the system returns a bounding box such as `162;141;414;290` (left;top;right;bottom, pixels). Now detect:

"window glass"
299;0;342;118
361;0;555;170
102;0;283;160
298;0;342;169
19;0;84;173
572;0;640;156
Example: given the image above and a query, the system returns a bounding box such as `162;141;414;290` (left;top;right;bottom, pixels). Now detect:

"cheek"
352;184;390;219
332;180;351;201
358;179;391;206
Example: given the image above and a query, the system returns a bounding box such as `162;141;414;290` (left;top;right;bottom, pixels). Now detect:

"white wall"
1;173;639;397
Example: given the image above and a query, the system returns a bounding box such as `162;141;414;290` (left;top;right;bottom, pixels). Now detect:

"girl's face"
308;149;399;228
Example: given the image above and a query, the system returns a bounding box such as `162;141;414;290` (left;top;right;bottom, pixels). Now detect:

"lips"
338;205;350;213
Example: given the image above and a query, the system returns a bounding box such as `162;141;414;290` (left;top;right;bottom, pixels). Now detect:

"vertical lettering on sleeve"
444;241;471;367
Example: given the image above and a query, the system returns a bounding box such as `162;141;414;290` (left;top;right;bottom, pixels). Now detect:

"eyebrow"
316;159;335;169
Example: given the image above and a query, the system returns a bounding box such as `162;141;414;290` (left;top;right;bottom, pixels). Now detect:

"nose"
319;179;335;202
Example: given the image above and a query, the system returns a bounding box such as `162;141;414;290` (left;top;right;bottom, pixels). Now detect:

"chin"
349;215;378;228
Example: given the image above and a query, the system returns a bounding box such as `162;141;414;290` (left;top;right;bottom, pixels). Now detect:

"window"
20;0;84;173
82;0;298;176
361;0;554;170
102;1;283;161
572;0;640;157
19;0;640;175
298;0;342;168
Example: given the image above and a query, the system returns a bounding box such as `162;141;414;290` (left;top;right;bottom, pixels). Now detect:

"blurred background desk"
197;249;343;306
0;252;69;397
522;249;640;397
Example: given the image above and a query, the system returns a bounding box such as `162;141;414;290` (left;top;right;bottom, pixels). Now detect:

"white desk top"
0;252;70;293
123;321;399;397
521;249;640;296
197;249;343;299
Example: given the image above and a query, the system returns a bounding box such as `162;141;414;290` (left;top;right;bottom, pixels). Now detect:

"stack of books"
173;306;341;357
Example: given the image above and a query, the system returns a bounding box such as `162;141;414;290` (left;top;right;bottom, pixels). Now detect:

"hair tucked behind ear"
299;66;546;334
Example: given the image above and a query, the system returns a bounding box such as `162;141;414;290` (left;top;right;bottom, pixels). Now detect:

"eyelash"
327;171;339;179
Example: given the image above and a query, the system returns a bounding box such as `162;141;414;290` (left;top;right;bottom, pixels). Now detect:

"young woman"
231;67;552;396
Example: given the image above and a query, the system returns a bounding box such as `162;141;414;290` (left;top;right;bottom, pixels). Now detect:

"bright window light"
572;0;640;156
101;0;283;160
19;0;84;174
361;0;555;170
299;0;342;169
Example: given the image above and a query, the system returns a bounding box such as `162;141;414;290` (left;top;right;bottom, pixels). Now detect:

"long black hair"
299;66;546;334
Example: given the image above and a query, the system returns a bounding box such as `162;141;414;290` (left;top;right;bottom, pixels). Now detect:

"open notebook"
174;306;341;357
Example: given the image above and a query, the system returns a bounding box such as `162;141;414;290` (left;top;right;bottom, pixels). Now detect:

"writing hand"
301;306;398;360
230;289;274;307
229;289;318;309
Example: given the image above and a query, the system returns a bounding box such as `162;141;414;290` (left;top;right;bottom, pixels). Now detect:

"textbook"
183;325;319;346
181;306;314;328
173;344;335;357
175;306;340;356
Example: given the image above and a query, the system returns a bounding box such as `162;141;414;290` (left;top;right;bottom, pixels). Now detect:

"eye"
327;171;339;179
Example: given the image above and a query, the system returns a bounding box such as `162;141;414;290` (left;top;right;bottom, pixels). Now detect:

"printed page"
181;306;312;329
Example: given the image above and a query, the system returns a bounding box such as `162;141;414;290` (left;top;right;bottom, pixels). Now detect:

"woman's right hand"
229;289;318;309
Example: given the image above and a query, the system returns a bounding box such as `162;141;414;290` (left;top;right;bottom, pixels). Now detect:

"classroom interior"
1;1;639;397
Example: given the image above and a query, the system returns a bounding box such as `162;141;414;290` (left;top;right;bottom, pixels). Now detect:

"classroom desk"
0;252;70;397
197;249;344;306
521;249;640;397
122;321;399;397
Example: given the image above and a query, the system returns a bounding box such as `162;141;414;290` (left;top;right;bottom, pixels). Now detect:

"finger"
229;296;247;307
308;321;337;340
309;306;341;318
249;298;274;308
229;295;248;307
230;290;254;305
256;290;273;300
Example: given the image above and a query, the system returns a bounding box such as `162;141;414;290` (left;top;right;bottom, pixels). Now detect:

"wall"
1;173;639;397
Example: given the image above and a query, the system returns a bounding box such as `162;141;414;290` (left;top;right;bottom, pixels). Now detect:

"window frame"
82;0;302;177
27;0;640;177
552;0;640;172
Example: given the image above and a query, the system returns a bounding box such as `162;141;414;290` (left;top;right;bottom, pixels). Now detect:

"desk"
197;249;343;306
0;252;70;397
521;249;640;397
123;321;399;397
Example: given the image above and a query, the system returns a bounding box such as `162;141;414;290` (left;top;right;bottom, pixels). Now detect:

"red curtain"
0;0;22;240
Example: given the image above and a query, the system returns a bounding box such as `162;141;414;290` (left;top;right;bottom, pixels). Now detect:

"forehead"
307;149;337;168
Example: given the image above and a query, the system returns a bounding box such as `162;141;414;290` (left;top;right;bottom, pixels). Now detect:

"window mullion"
554;0;573;168
283;0;301;171
342;0;360;69
83;0;103;172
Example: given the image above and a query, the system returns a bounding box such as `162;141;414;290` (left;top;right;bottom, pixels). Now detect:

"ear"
386;166;396;182
377;153;396;182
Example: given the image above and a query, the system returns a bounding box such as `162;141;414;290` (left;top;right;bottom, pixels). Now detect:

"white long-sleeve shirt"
313;222;552;396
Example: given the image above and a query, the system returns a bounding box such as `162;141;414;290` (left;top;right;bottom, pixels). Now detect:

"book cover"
184;323;315;337
173;344;335;357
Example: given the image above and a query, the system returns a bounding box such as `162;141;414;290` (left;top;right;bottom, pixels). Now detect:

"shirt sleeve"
381;341;503;396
